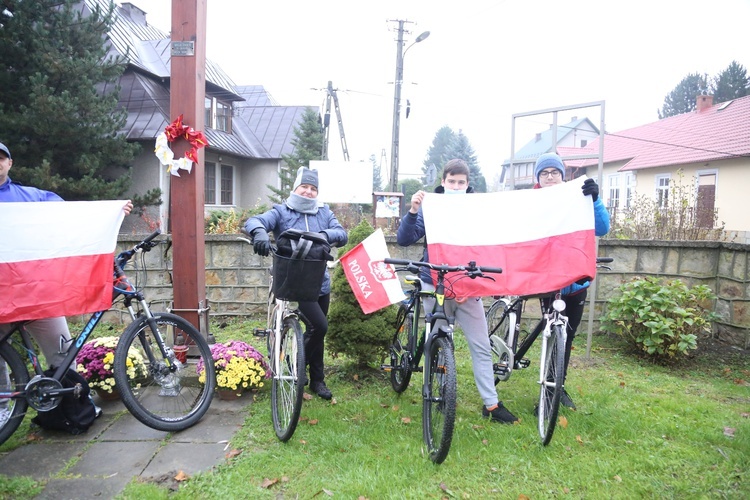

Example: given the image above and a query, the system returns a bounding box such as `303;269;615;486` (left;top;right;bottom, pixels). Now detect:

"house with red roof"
555;94;750;243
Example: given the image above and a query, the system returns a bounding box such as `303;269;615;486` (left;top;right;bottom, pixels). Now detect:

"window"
220;165;234;204
205;162;216;204
605;172;635;210
216;102;231;133
624;172;635;208
580;139;588;147
655;174;670;208
205;161;234;206
204;98;212;128
607;174;620;208
204;97;232;132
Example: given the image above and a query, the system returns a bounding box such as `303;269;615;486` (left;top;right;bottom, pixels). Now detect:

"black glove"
252;228;271;257
582;178;599;202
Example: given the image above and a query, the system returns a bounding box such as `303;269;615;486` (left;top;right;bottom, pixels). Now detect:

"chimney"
121;3;147;26
696;94;714;112
535;133;542;142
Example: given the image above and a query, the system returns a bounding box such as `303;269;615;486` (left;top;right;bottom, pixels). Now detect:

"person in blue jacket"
533;152;610;410
0;141;131;369
244;167;347;400
1;141;132;418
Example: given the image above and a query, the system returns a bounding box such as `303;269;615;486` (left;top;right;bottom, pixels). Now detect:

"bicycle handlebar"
115;229;162;269
384;258;502;278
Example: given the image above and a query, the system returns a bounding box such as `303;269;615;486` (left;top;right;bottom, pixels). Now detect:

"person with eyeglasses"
532;153;610;411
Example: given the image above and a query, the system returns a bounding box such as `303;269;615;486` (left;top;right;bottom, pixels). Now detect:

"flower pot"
96;388;121;401
173;344;189;364
217;389;242;401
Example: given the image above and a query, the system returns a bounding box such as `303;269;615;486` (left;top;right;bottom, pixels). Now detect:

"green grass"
2;318;748;498
126;319;749;499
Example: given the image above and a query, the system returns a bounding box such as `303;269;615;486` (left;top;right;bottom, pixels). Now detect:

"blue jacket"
560;197;610;296
396;185;477;285
244;202;348;295
396;209;434;284
0;177;63;202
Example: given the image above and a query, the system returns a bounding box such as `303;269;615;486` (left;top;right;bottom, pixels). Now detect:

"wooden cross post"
168;0;209;337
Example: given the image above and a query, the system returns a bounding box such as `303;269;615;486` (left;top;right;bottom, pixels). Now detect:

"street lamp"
390;24;430;192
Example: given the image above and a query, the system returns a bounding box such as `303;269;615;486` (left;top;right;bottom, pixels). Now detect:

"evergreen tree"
712;61;749;103
422;127;486;192
269;107;323;203
327;220;397;368
399;178;422;215
370;153;384;192
0;0;139;200
658;73;708;119
446;130;486;192
422;126;456;185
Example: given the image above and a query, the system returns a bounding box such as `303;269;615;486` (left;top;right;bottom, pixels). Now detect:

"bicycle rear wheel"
0;342;30;445
389;304;414;393
422;335;456;464
487;299;513;384
114;313;215;432
538;323;566;445
271;316;305;442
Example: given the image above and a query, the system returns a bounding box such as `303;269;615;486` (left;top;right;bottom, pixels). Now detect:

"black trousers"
297;293;330;384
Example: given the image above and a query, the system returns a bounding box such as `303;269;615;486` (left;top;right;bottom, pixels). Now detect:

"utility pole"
388;21;429;192
168;0;209;337
321;81;350;161
389;20;406;193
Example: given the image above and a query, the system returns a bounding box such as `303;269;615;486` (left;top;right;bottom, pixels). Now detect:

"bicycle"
486;257;613;445
245;229;332;442
381;258;502;464
0;229;216;444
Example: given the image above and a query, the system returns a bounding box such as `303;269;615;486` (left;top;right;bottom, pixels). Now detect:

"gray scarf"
286;193;319;215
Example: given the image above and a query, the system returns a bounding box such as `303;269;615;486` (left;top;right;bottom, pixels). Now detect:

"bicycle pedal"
414;366;423;373
493;362;509;377
380;364;393;372
253;328;268;337
516;358;531;369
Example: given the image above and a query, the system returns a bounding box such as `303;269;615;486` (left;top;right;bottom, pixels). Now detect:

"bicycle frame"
487;257;614;445
384;258;502;464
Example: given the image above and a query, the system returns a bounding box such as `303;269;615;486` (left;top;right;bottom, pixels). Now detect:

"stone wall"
108;234;750;349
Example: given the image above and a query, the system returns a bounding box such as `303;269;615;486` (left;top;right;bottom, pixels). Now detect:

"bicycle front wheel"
538;323;566;445
271;316;305;442
390;304;414;393
0;342;30;445
422;336;456;464
114;313;216;432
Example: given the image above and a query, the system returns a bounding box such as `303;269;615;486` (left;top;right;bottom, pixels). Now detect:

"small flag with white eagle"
340;228;405;314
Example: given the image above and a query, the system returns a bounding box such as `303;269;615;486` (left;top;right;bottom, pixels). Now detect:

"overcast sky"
142;0;750;185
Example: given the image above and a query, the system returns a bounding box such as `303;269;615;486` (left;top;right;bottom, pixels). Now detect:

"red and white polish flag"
0;200;126;323
340;228;405;314
422;178;597;297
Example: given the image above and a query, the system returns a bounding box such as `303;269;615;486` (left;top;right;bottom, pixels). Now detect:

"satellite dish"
425;164;437;186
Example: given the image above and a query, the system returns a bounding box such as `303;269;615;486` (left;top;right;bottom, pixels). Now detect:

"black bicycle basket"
271;230;329;302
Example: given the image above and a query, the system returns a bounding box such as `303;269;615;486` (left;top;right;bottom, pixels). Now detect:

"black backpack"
31;368;98;435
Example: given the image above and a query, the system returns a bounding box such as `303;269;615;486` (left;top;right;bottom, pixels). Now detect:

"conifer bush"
327;220;398;368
